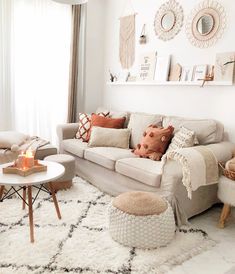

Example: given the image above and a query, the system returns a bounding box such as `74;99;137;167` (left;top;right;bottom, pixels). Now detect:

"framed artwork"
180;66;194;81
214;52;235;82
169;63;182;81
154;54;171;82
138;52;157;81
193;65;208;81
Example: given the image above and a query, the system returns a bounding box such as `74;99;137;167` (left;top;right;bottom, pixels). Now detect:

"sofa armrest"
205;142;235;163
57;123;79;144
160;141;235;193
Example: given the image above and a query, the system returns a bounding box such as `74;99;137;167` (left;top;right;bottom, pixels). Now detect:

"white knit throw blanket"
163;146;219;199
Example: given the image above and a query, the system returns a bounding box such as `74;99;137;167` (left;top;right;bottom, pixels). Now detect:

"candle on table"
17;152;26;169
25;148;34;168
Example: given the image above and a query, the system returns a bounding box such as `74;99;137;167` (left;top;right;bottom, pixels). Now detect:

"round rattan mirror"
154;0;184;41
161;11;175;32
185;0;226;48
197;14;214;35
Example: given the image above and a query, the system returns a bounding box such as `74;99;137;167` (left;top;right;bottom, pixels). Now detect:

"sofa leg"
218;204;231;229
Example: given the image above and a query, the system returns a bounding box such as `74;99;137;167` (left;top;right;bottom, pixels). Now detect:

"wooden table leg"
22;187;26;210
0;186;5;201
28;186;34;243
48;182;61;220
218;204;231;229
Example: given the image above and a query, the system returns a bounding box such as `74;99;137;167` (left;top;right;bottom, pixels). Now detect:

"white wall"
102;0;235;142
85;0;106;113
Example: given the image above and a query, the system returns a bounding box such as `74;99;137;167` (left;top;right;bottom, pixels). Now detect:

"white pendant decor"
154;0;184;41
52;0;88;5
119;14;136;69
185;0;226;48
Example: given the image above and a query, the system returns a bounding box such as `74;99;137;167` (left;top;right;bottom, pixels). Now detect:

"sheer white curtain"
0;0;14;130
13;0;72;145
1;0;72;145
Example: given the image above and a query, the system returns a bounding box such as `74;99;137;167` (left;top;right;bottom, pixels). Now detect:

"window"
0;0;72;144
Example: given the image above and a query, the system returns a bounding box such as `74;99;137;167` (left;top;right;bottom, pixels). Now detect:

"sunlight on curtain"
0;0;14;130
12;0;71;145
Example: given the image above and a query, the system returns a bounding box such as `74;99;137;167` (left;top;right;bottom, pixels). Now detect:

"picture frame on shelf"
138;52;157;81
180;66;194;81
193;65;208;81
154;54;171;82
169;63;182;81
214;52;235;82
127;75;137;82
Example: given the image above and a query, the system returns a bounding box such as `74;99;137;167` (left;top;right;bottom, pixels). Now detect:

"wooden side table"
218;176;235;228
0;161;65;243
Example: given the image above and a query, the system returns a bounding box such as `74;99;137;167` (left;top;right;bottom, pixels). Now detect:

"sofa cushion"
128;113;163;149
163;116;224;145
84;147;136;170
62;139;88;158
88;127;131;149
115;158;163;187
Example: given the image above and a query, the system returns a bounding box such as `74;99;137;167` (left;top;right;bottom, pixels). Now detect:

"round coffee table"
0;160;65;243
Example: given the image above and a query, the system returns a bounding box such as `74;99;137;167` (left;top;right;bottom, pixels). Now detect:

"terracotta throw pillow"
76;112;109;142
133;125;174;161
86;114;126;141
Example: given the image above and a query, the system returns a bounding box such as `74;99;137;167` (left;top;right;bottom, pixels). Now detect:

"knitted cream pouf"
108;191;175;249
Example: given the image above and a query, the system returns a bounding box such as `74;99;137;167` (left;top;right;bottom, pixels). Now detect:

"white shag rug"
0;177;216;274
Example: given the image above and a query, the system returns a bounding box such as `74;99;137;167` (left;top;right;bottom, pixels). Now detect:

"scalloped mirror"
185;0;226;48
154;0;184;41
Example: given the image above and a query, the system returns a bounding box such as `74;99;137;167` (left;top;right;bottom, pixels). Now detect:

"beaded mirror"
185;0;226;48
154;0;184;41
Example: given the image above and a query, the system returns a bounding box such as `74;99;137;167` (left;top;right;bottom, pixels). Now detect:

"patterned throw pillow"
133;125;174;161
75;112;109;142
166;126;197;153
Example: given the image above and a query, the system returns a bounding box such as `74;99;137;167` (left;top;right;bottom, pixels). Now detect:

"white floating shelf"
107;81;233;87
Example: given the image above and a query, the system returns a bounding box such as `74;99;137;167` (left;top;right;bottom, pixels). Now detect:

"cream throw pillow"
88;127;131;149
0;131;29;150
166;126;197;153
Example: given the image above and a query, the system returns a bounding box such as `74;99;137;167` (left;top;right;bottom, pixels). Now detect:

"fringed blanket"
164;146;219;199
19;136;49;153
0;137;49;164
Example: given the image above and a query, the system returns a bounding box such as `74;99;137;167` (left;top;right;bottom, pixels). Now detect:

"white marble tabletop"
0;161;65;186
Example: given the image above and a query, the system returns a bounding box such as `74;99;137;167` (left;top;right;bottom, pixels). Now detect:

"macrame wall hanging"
119;4;136;70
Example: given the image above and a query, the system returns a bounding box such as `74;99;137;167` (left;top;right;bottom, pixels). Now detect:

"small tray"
3;161;47;177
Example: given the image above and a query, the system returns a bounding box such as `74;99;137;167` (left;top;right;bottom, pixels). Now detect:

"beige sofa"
57;110;235;225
